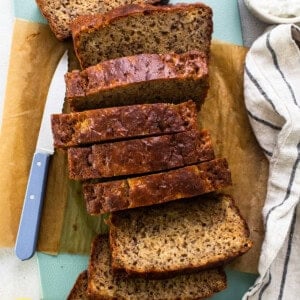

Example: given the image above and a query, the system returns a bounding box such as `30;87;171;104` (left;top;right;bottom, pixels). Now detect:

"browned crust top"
71;3;212;38
65;51;208;99
67;129;215;181
84;158;232;215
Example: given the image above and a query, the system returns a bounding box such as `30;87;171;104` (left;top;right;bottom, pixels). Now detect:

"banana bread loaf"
65;51;209;111
36;0;162;40
51;100;198;148
83;158;231;215
88;235;227;299
71;3;213;68
67;270;88;300
109;195;253;278
68;130;215;180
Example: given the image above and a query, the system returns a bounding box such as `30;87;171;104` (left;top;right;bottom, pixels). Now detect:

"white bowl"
244;0;300;24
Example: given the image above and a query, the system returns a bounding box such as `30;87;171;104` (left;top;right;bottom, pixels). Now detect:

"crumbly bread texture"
88;235;227;299
67;270;88;300
83;158;231;215
51;100;198;148
36;0;162;40
71;3;213;68
68;130;215;180
65;51;209;111
109;195;253;278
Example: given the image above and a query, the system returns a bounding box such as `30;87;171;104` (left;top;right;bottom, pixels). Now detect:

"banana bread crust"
83;158;232;215
51;101;198;148
71;3;213;68
65;51;209;111
68;130;215;180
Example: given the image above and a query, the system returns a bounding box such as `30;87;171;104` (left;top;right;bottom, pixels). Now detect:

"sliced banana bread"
67;270;88;300
88;235;227;299
51;100;197;148
83;158;231;215
65;51;208;111
68;130;215;180
109;195;253;278
36;0;162;40
71;3;213;68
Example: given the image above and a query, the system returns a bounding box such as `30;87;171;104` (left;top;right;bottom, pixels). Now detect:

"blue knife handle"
15;152;50;260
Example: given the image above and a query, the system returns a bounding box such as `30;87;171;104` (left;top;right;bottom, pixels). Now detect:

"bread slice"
88;235;227;299
65;51;209;111
68;130;215;180
109;194;253;278
71;3;213;68
51;100;197;148
67;270;88;300
36;0;162;40
83;158;231;215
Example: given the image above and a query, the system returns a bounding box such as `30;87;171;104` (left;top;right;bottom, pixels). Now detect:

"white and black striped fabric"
243;24;300;300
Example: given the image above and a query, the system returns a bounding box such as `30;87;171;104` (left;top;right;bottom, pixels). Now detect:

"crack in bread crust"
51;101;198;148
83;159;232;214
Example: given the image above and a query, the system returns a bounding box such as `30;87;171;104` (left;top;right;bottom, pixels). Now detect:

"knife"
15;51;68;260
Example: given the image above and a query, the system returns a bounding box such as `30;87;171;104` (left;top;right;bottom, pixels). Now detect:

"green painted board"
37;253;257;300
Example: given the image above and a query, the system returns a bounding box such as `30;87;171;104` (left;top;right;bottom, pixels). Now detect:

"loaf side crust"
68;129;215;180
65;51;209;111
51;100;198;148
83;158;232;214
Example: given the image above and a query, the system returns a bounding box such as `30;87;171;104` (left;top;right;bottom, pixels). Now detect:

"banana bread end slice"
65;51;209;111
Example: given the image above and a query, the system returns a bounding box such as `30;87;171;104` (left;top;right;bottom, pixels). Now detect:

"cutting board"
13;0;258;298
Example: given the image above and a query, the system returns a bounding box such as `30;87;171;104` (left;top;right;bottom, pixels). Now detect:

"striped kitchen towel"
243;24;300;299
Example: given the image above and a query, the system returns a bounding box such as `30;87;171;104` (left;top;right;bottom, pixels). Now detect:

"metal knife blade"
15;50;68;260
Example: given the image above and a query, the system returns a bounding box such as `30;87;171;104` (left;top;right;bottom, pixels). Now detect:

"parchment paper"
0;19;268;274
0;19;66;249
199;42;268;273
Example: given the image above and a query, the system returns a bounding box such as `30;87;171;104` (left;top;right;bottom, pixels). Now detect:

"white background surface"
0;1;41;299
